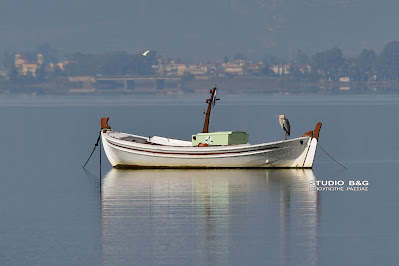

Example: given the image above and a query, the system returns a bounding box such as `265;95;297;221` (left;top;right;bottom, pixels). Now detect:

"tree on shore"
353;49;376;82
312;47;345;81
64;51;157;76
376;41;399;81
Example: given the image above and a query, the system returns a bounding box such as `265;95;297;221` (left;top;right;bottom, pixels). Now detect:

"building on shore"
15;53;43;77
222;60;246;75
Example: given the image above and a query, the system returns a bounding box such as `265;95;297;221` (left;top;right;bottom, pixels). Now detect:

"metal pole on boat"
202;85;220;133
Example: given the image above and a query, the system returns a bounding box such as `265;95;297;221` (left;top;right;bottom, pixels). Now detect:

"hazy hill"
1;0;398;61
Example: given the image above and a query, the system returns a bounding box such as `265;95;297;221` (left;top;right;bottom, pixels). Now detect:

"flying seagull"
142;50;150;56
277;114;290;140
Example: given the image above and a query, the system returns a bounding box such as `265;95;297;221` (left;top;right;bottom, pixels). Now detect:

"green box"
192;131;249;146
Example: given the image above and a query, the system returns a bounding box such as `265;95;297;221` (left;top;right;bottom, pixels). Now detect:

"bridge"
95;76;182;90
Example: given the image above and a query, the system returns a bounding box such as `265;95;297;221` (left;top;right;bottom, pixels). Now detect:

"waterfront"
0;94;398;265
2;75;399;95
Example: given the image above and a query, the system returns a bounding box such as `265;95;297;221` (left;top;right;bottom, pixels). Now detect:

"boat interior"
108;132;193;147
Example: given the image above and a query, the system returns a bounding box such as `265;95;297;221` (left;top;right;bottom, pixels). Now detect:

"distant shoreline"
1;76;398;95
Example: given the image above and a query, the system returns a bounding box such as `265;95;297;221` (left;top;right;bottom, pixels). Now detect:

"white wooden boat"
101;87;322;168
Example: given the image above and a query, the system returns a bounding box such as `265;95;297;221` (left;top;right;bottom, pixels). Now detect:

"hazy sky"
1;0;398;61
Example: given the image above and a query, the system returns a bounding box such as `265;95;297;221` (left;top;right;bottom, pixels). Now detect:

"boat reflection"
101;169;319;265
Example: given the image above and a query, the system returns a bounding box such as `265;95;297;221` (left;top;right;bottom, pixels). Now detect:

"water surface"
0;94;398;265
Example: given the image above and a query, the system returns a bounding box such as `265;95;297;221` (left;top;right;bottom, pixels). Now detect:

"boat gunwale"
103;130;311;154
113;164;313;169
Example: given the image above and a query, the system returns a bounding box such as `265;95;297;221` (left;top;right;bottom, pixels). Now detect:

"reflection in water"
101;169;319;266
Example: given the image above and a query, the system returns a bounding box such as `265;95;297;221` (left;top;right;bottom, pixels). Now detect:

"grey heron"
277;114;290;140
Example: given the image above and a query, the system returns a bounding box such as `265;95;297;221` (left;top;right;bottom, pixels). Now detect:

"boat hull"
101;131;318;168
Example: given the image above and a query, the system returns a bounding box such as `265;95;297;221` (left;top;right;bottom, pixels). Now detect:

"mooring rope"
83;132;101;169
318;143;348;169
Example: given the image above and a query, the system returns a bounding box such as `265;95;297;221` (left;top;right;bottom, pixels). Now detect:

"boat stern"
301;122;322;168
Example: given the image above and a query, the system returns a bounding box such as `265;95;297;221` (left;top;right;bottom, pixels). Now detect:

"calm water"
0;93;398;265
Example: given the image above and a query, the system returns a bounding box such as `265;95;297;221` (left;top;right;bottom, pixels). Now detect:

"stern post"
302;122;322;168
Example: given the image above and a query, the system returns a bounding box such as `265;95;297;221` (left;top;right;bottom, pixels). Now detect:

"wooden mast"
202;86;218;133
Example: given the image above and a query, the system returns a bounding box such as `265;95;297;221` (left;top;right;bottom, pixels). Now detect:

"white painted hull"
101;130;319;168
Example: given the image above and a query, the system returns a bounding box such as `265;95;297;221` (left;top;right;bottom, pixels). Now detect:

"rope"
83;132;101;169
318;143;348;169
